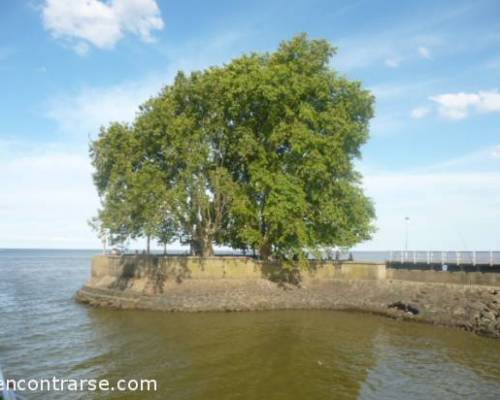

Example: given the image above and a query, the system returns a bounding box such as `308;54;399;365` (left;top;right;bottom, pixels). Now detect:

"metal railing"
388;250;500;266
101;249;500;266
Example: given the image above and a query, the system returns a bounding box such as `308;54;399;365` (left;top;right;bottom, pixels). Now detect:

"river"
0;249;499;399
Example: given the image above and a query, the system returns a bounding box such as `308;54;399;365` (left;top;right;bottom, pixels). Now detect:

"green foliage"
90;34;376;260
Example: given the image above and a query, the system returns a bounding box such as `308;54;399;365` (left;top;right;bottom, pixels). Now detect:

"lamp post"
404;216;410;255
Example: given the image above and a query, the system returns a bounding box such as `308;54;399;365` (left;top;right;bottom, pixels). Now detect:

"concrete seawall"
76;256;500;338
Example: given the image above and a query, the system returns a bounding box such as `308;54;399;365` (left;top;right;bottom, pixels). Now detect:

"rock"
470;301;485;311
452;307;466;317
388;301;419;315
481;310;496;323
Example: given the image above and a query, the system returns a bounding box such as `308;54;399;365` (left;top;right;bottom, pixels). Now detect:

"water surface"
0;249;499;399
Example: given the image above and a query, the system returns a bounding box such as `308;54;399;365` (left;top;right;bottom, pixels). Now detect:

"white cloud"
333;3;498;72
384;58;400;68
41;0;164;53
333;10;450;71
418;46;431;59
369;114;406;137
334;34;407;71
369;78;443;102
430;92;479;120
360;170;500;251
358;143;500;250
335;35;441;70
420;144;500;172
410;107;430;119
492;145;500;158
45;77;164;136
74;41;90;56
430;90;500;120
0;143;100;248
476;90;500;113
44;30;249;137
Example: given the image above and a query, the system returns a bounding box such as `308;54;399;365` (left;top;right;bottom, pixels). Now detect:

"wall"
89;255;499;288
386;268;500;286
88;255;387;290
77;255;500;338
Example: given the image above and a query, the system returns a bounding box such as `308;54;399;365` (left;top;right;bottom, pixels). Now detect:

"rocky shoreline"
76;274;500;338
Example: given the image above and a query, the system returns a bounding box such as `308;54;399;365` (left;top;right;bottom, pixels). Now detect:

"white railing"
388;251;500;266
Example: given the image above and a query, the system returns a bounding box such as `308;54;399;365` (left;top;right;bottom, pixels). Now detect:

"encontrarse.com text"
0;377;157;392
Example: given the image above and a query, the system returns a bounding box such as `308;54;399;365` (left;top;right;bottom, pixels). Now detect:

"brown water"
0;250;499;399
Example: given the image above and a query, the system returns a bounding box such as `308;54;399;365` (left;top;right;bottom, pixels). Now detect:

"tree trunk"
190;221;214;257
163;242;167;256
190;240;200;256
201;236;214;257
259;241;272;261
146;235;151;255
190;235;214;257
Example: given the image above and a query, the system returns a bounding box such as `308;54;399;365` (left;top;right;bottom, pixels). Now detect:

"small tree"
157;217;177;255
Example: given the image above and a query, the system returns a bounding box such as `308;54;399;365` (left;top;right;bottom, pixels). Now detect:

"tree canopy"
90;34;376;260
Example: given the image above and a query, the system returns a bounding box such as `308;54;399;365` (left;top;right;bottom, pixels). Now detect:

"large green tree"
90;34;375;260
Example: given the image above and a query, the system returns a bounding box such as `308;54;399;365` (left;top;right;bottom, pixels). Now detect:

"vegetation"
90;34;375;260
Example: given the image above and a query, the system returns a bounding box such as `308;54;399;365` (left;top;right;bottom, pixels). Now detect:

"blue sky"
1;0;499;250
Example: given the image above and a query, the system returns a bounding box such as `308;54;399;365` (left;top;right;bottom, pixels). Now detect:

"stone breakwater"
76;256;500;338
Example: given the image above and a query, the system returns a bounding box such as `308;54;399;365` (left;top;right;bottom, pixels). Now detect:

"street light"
404;216;410;254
